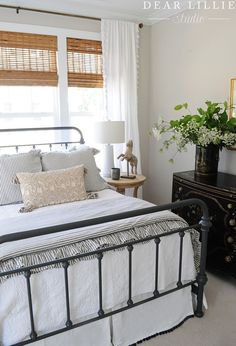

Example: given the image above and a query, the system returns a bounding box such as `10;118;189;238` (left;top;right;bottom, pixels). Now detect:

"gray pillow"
0;150;42;205
41;148;107;192
70;145;100;156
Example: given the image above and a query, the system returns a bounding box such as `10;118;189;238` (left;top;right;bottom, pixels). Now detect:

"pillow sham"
70;145;100;156
41;148;107;192
17;165;87;211
0;150;42;205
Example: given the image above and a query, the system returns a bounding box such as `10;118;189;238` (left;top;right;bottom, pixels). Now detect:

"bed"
0;127;210;346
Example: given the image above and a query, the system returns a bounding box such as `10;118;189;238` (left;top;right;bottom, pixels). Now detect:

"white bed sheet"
0;190;197;346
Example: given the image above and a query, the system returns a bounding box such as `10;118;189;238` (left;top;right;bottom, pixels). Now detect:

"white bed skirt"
1;236;196;346
32;287;194;346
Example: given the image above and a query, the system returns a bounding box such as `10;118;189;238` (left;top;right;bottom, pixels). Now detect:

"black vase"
195;144;219;176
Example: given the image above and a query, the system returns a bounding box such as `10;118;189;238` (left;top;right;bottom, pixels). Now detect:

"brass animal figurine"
117;140;138;175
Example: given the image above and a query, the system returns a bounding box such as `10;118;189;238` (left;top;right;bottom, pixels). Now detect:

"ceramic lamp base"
102;144;114;178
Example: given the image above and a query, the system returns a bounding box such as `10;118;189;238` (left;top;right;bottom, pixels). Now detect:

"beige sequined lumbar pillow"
17;165;87;212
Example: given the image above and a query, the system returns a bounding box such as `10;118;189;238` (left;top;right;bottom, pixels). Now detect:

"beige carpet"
143;272;236;346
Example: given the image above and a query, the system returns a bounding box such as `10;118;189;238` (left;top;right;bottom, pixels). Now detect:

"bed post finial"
195;214;211;317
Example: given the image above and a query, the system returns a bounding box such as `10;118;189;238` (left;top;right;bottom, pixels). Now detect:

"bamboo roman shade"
67;38;103;88
0;31;58;86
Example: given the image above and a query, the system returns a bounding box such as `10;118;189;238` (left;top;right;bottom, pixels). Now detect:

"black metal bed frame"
0;126;85;151
0;127;211;346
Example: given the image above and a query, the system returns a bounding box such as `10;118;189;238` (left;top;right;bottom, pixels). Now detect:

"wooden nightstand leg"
117;187;125;195
133;186;139;198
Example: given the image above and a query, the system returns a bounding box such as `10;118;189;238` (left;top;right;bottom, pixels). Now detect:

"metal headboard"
0;126;85;152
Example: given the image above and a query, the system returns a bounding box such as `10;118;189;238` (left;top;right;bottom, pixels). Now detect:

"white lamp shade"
94;121;125;144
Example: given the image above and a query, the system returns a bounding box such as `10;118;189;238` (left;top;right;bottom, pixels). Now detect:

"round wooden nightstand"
104;174;146;198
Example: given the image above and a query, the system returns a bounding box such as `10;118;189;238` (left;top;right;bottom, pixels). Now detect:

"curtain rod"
0;4;144;28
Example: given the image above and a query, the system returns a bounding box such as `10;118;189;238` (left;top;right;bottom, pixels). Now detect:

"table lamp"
95;120;125;177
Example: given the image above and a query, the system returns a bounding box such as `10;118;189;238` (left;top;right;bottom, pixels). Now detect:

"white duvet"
0;190;197;346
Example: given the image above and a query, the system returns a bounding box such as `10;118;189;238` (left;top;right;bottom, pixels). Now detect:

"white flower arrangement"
152;101;236;161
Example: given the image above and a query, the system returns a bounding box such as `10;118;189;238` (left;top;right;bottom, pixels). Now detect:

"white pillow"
0;150;42;205
41;148;107;192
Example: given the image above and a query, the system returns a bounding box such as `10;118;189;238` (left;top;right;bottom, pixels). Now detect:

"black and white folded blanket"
0;190;201;282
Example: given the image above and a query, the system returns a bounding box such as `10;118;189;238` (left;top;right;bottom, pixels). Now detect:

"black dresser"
172;171;236;278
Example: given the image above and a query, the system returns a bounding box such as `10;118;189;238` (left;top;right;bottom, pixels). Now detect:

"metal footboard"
0;198;210;346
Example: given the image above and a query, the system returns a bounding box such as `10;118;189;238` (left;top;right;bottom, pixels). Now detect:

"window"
0;31;59;139
67;37;104;140
0;86;58;127
67;38;103;88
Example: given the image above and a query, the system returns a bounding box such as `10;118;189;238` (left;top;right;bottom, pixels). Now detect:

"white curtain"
101;19;142;173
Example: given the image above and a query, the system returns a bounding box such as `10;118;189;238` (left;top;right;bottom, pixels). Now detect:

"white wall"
146;9;236;205
0;7;100;32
